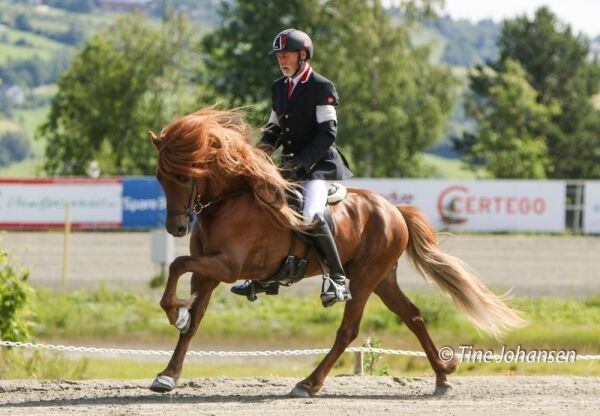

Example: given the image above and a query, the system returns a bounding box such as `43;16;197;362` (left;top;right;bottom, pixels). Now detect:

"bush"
14;14;31;31
0;130;30;166
0;247;33;342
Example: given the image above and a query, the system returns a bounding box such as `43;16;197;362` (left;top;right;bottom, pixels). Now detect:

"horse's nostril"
176;226;187;236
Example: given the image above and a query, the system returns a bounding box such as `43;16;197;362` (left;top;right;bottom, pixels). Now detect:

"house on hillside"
95;0;157;12
3;85;25;106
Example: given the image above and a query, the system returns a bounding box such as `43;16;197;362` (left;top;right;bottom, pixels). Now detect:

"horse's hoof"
149;375;176;393
433;381;453;396
288;383;313;398
175;308;191;334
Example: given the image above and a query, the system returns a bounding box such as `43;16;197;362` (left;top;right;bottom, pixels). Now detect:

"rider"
231;28;353;306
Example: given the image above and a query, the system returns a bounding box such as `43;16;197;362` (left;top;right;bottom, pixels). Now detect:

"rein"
167;178;248;218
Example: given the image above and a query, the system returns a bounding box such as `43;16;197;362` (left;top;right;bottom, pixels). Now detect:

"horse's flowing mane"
155;107;305;231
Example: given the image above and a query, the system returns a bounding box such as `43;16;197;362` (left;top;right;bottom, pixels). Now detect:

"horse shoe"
288;382;314;398
433;381;453;396
149;375;176;393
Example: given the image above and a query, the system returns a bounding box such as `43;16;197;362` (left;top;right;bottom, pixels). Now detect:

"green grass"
0;27;70;62
26;286;600;351
13;105;50;154
1;286;597;379
0;1;117;39
0;157;42;177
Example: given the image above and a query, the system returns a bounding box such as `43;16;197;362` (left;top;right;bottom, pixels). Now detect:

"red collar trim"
286;64;312;85
299;65;312;83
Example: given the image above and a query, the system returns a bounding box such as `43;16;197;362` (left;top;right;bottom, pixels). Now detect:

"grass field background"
1;286;599;380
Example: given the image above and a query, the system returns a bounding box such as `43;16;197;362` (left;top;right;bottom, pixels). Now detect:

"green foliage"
14;14;31;31
0;129;30;166
458;7;600;179
202;0;457;177
363;337;389;375
426;16;500;66
38;13;202;175
0;247;33;342
458;60;553;178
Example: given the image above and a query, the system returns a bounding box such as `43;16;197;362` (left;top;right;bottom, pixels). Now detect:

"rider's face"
277;51;299;77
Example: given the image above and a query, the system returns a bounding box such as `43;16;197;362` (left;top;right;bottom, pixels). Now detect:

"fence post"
61;203;72;290
353;350;364;375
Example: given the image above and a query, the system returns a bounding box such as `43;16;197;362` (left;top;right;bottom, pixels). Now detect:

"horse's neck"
205;176;249;199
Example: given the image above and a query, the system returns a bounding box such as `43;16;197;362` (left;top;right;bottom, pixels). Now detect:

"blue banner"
122;177;166;229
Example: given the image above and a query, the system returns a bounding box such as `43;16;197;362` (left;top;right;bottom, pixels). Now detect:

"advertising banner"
344;179;565;232
0;178;122;229
584;181;600;234
121;177;166;229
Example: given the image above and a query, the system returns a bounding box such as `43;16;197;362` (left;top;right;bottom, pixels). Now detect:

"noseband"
167;177;248;219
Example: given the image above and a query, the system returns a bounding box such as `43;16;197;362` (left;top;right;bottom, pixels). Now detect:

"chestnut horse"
149;108;526;397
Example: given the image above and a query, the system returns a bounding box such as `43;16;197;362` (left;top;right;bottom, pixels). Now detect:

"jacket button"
289;153;295;157
285;128;290;132
284;115;289;119
287;141;291;144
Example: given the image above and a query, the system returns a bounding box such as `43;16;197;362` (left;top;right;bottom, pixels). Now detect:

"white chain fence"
2;339;600;361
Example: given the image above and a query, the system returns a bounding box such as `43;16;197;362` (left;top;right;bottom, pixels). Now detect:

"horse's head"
150;130;207;237
151;107;306;236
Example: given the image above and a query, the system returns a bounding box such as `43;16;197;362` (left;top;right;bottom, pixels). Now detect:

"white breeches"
302;179;329;224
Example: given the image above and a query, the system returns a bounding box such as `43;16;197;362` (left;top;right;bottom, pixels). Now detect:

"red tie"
288;80;294;98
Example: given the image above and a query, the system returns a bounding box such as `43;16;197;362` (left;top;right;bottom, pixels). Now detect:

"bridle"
166;176;248;219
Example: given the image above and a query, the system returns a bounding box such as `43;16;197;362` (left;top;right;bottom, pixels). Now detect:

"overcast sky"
443;0;599;37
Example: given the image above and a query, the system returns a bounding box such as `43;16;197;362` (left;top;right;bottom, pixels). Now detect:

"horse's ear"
149;131;161;150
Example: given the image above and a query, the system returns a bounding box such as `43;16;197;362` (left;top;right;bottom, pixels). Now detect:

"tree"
202;0;455;177
458;7;600;179
0;130;30;167
458;60;553;178
38;13;201;175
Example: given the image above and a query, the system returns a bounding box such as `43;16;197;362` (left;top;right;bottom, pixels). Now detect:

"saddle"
263;183;347;287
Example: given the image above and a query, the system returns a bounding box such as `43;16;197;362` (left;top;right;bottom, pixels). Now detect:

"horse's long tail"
397;204;527;338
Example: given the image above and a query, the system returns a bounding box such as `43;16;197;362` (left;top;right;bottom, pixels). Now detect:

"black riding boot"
311;213;352;307
230;280;279;301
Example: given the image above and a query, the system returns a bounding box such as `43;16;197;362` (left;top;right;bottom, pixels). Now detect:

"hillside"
0;2;499;178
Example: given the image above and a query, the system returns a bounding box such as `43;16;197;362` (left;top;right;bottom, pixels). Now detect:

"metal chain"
1;340;599;361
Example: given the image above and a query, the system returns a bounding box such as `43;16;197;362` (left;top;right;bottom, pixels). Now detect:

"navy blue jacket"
259;69;352;181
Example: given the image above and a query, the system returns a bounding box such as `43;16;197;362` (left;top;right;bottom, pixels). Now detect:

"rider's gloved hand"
280;160;307;182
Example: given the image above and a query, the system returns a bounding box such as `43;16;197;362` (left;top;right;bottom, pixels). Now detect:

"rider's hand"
280;160;306;181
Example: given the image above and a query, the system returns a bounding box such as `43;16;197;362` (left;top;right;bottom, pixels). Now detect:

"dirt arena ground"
2;232;599;415
2;376;600;415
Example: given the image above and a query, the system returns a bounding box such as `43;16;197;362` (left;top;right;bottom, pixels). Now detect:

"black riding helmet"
270;29;313;59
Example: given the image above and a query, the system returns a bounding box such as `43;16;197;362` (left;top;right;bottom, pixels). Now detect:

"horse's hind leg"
150;274;219;393
374;269;457;394
290;263;388;398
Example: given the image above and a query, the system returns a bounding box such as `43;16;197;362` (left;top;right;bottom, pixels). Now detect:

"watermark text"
439;345;577;363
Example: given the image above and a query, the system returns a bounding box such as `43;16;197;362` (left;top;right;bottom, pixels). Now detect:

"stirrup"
231;280;279;302
320;275;351;307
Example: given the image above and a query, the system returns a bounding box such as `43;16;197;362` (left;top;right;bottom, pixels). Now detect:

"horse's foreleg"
374;270;457;394
151;274;219;393
160;253;238;326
